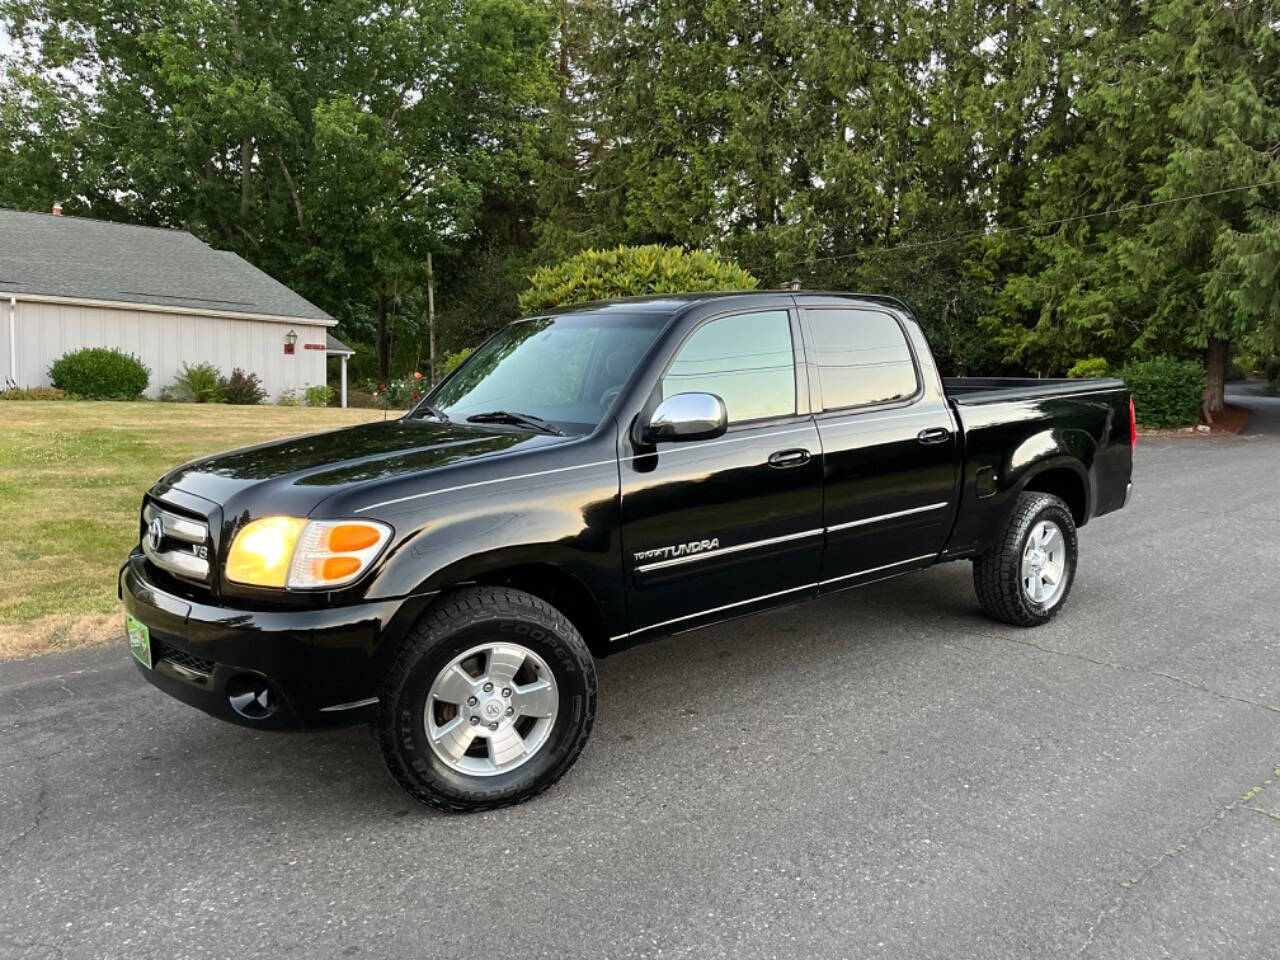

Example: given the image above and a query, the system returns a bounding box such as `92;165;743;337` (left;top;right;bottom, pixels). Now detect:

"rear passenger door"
797;301;959;591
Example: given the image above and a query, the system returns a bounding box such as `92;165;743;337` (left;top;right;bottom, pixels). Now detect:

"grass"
0;400;396;658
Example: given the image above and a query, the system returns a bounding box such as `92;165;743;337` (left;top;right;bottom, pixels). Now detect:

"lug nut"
488;721;499;730
467;696;477;706
469;716;479;725
482;682;493;693
505;706;514;716
501;687;512;698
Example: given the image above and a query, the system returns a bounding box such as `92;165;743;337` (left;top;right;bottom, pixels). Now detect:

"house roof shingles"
325;332;356;355
0;208;333;323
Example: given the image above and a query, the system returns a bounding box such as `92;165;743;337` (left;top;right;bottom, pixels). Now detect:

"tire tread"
376;586;597;812
973;492;1076;627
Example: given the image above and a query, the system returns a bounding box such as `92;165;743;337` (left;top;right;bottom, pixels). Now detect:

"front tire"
973;491;1078;627
376;586;597;811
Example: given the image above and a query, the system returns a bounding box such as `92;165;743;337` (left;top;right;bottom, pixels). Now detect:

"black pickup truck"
121;291;1134;810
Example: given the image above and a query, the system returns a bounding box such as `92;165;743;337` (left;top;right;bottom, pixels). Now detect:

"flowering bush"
371;371;425;410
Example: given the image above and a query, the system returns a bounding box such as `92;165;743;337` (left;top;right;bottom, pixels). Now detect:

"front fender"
359;471;626;639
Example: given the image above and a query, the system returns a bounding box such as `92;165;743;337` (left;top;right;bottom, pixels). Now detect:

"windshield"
417;312;668;435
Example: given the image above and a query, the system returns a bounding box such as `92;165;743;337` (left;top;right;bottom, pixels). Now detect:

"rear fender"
947;425;1096;557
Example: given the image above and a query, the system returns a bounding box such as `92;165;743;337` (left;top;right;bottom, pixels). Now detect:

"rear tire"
376;586;597;812
973;491;1078;627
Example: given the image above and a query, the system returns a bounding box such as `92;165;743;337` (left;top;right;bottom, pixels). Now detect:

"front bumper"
119;551;430;730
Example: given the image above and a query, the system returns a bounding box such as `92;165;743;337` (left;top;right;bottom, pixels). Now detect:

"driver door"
617;306;823;640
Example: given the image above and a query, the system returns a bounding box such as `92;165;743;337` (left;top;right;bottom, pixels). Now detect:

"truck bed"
940;375;1133;560
943;376;1127;404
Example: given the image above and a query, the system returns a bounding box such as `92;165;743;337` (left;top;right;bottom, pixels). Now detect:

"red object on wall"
303;342;325;351
283;342;295;355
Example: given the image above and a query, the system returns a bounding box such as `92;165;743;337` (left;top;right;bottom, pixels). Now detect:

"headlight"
225;517;391;589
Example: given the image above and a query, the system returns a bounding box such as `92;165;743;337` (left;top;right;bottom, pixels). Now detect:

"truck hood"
151;419;557;519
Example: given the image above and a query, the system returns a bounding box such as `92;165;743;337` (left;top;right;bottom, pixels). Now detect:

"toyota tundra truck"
121;291;1135;810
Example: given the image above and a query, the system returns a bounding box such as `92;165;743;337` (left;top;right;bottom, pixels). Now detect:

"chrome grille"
141;501;211;582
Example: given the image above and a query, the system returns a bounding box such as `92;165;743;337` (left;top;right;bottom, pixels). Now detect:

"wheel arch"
1017;459;1091;527
431;561;613;658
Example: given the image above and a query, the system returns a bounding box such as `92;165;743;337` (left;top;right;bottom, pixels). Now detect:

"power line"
808;176;1280;266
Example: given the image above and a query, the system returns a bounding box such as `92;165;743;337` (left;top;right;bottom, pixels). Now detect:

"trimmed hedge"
517;245;757;314
1118;357;1204;428
1067;356;1109;378
48;347;150;399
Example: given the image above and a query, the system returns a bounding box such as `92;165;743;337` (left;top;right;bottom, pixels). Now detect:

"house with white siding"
0;207;355;403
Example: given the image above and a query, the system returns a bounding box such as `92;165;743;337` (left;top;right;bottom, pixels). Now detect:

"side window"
661;310;796;424
805;308;919;410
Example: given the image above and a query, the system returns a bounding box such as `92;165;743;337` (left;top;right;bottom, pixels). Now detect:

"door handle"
917;428;951;445
768;448;811;468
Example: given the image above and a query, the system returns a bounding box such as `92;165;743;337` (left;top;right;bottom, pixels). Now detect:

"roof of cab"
538;290;912;318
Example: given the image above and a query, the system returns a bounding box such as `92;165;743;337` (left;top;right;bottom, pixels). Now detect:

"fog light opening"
227;674;279;720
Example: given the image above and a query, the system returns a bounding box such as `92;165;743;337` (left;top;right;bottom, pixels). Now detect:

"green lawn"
0;401;394;657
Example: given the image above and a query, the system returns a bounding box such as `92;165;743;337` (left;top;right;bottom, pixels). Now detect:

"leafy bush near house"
48;347;150;399
165;362;223;403
304;384;334;407
1;386;67;400
217;368;266;405
517;245;758;314
1067;357;1109;378
1118;357;1204;428
276;389;300;406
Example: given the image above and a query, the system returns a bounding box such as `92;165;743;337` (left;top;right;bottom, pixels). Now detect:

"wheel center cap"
482;699;504;720
1028;548;1046;569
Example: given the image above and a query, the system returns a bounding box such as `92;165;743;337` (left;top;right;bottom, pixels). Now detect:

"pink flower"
413;371;423;380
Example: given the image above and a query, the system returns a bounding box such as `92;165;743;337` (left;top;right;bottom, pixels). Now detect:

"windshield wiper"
465;410;565;436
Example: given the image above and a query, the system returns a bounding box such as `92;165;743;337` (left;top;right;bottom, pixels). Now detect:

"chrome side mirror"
642;392;727;443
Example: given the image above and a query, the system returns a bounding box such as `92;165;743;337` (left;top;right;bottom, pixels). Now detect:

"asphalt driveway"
2;431;1278;960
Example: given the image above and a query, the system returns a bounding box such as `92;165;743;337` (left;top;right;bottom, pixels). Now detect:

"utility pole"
427;252;438;384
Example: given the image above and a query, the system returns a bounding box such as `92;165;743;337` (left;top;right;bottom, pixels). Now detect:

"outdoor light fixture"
284;329;298;355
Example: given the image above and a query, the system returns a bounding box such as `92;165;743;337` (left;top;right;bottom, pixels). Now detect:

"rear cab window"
803;308;919;411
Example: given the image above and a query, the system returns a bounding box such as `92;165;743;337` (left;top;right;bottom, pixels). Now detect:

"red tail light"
1128;396;1137;451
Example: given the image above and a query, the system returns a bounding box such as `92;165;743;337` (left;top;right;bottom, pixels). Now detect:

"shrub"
1118;357;1204;428
48;347;149;399
371;372;425;410
517;245;758;314
1067;357;1109;378
218;368;266;405
276;389;300;406
166;362;223;403
304;384;334;407
1;386;67;400
1264;358;1280;396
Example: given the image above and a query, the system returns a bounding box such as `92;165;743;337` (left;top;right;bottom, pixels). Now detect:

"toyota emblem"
147;516;165;551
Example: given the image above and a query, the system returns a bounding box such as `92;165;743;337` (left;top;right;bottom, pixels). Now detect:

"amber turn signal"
325;523;383;553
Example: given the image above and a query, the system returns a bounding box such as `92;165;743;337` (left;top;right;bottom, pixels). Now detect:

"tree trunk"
427;252;438;385
1203;337;1228;421
376;291;390;381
